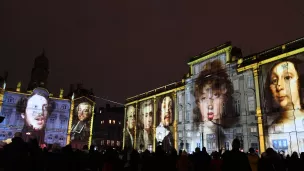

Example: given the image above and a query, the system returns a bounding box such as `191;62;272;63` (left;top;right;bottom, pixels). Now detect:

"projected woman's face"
142;102;153;129
269;61;301;110
127;106;136;129
161;96;172;126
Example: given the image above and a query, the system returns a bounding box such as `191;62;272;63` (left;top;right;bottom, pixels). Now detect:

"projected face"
161;96;172;126
127;106;136;129
198;82;227;121
142;101;153;129
269;61;300;110
77;103;92;121
22;94;49;130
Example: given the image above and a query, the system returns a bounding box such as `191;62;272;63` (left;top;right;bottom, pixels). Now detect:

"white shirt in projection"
267;110;304;154
156;123;170;142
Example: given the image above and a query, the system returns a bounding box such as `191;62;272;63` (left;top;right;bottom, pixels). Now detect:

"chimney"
59;88;64;98
16;81;21;92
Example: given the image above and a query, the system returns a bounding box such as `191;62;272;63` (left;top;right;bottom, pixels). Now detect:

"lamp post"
157;132;163;146
210;120;221;152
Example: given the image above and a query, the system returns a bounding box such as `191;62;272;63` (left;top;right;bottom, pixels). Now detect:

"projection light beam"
90;95;124;106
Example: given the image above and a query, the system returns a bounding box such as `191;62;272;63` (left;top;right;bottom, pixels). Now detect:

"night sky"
1;0;303;106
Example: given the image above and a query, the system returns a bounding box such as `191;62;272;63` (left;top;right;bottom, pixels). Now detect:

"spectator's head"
249;147;255;154
291;151;299;159
14;132;22;138
83;145;88;150
202;147;207;153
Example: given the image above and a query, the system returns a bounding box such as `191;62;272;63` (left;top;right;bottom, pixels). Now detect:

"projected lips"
207;112;214;120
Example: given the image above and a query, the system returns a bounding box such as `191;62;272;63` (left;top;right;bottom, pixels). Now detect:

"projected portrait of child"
265;58;304;133
16;88;53;143
194;59;233;123
194;59;234;151
137;100;153;151
71;102;92;141
156;96;174;151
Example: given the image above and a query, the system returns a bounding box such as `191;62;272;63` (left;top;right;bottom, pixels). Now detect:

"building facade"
124;37;304;155
92;104;124;149
0;53;96;149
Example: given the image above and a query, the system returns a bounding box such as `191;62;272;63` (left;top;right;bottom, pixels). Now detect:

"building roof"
125;80;184;104
239;37;304;68
188;42;231;63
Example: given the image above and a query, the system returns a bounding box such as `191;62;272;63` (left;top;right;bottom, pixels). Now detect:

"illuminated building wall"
0;88;71;147
125;37;304;154
92;105;124;149
0;55;95;149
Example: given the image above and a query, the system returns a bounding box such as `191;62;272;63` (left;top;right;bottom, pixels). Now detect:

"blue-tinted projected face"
22;94;49;130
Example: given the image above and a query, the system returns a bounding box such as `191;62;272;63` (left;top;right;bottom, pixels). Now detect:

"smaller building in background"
92;104;124;150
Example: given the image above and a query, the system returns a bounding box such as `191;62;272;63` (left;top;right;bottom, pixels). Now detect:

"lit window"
187;132;191;137
101;121;103;124
100;110;102;114
111;140;114;146
101;140;104;145
250;127;257;133
113;120;115;124
109;120;111;124
116;141;120;146
107;140;110;145
119;121;121;125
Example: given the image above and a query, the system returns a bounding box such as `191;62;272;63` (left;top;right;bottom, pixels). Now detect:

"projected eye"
271;78;278;85
285;76;291;80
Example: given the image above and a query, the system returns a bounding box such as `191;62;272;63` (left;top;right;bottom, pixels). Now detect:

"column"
253;66;265;153
134;103;138;149
66;100;74;145
173;91;178;150
88;104;95;148
122;107;127;150
153;97;156;152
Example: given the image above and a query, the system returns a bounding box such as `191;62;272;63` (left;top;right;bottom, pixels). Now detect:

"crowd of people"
1;133;304;171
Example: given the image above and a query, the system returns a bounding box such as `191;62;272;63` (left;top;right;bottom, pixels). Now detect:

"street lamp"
157;132;163;146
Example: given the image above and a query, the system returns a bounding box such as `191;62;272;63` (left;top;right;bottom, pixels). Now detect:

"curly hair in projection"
194;59;234;125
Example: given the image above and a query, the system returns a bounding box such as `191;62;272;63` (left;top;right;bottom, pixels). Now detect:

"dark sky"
1;0;303;106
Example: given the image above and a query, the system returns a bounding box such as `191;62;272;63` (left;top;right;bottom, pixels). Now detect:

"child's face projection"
198;83;226;121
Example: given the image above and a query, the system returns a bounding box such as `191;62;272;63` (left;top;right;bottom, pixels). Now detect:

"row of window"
100;140;121;146
101;120;122;125
178;127;257;138
178;95;256;122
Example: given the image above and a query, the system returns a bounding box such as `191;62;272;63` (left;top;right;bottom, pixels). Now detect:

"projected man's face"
161;96;172;126
77;103;91;121
142;102;153;129
127;106;136;129
198;82;226;121
22;94;49;130
269;62;300;110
